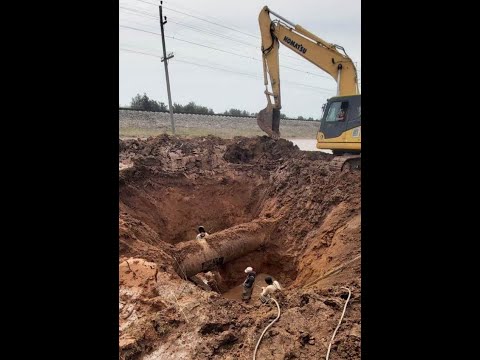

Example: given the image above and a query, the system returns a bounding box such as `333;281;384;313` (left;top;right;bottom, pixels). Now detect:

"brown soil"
119;135;360;360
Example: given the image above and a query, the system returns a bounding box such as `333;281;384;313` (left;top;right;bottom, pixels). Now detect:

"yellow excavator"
257;6;360;171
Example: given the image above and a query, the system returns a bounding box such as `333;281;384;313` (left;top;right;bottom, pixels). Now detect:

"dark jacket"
243;272;256;288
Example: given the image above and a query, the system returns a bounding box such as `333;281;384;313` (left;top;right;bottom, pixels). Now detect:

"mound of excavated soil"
119;135;360;360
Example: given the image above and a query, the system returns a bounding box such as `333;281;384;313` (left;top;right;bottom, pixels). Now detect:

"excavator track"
329;155;361;172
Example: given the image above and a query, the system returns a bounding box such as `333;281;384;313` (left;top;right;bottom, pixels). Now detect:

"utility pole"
159;1;175;134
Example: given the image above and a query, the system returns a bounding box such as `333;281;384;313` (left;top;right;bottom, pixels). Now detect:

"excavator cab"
317;95;361;154
318;95;361;171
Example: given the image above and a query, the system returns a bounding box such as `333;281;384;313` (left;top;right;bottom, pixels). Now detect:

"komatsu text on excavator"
257;6;360;171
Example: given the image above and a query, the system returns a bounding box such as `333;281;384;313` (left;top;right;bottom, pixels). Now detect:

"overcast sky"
119;0;360;119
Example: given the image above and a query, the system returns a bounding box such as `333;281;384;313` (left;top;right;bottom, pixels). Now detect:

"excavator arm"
257;6;359;138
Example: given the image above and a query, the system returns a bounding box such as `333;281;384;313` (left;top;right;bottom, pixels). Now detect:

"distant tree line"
130;93;167;112
126;93;318;121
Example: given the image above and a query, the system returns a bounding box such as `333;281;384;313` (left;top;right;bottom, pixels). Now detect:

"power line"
163;5;361;69
156;0;256;35
124;45;336;89
128;0;161;6
119;3;343;70
121;47;162;58
120;25;258;60
176;59;259;79
129;0;259;38
120;14;163;34
120;8;258;56
120;5;158;19
120;24;335;80
120;5;255;47
120;14;251;50
169;20;257;48
120;41;162;54
119;47;336;93
163;5;258;39
120;18;160;34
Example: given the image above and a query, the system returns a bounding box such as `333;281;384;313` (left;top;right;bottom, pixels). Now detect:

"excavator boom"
257;6;358;135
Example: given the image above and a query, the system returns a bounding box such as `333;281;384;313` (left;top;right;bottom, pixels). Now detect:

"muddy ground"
119;135;360;359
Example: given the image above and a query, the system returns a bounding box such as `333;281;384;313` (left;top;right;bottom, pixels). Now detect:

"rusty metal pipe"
173;220;276;277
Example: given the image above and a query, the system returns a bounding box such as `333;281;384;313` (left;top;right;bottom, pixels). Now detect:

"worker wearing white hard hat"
242;266;256;302
196;226;210;240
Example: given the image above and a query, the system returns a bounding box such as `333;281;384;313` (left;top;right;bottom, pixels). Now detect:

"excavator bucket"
257;103;281;139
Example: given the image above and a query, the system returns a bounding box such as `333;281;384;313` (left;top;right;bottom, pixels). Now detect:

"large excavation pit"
119;135;361;360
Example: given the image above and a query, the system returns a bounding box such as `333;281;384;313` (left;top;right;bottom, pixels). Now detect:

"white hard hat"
245;267;253;273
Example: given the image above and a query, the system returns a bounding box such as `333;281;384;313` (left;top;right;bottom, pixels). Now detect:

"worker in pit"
260;276;282;303
204;271;222;292
196;226;210;240
242;267;256;302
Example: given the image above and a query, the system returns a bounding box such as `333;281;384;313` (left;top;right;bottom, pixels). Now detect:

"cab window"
325;101;348;122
